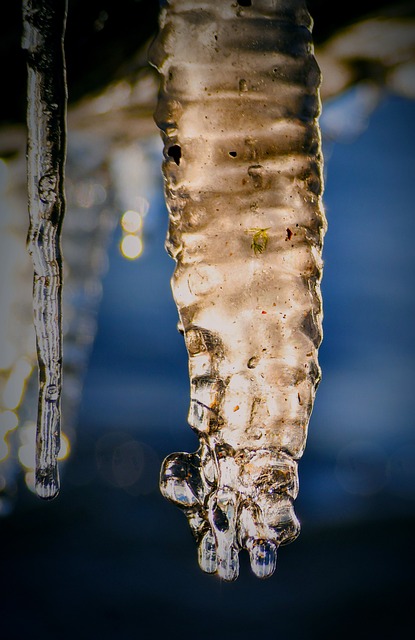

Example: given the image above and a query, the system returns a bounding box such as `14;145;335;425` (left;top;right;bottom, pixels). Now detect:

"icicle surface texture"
22;0;68;499
150;0;326;580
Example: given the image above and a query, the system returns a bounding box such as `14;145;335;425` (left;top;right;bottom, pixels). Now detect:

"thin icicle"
22;0;68;499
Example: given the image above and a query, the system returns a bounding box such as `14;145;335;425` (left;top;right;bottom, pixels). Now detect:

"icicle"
22;0;68;499
150;0;326;579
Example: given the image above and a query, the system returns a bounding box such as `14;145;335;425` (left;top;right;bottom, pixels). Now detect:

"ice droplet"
36;464;60;500
209;488;240;581
164;477;199;507
217;542;239;582
160;452;205;506
198;530;218;574
246;538;277;579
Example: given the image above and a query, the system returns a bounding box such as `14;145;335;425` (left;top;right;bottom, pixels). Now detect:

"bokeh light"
2;357;33;411
95;432;160;495
120;234;143;260
121;210;143;233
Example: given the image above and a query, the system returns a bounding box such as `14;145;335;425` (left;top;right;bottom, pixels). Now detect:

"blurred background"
0;1;414;638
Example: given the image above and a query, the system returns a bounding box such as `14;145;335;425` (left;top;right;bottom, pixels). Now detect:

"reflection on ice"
246;538;278;579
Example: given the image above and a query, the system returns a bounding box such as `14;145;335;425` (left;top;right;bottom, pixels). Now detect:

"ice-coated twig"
150;0;326;579
22;0;68;499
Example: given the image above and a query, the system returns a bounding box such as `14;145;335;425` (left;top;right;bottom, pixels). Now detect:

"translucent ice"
22;0;68;499
151;0;326;579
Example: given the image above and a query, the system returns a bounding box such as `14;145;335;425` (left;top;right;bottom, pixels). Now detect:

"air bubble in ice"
38;173;58;204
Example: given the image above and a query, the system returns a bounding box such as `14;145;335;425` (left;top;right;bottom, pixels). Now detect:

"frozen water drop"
247;538;277;579
160;452;205;506
217;544;239;582
35;464;60;500
163;477;198;507
198;530;217;573
208;488;240;580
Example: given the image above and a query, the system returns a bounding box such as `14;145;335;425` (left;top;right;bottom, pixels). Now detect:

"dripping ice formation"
22;0;68;499
150;0;326;579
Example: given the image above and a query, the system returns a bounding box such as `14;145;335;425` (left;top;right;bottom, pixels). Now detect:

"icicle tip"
35;465;60;500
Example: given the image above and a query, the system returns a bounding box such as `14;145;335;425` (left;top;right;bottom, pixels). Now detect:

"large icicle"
22;0;68;499
150;0;326;580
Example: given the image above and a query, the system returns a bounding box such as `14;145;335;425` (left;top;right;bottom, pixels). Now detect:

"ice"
150;0;326;578
246;538;278;579
22;0;68;499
